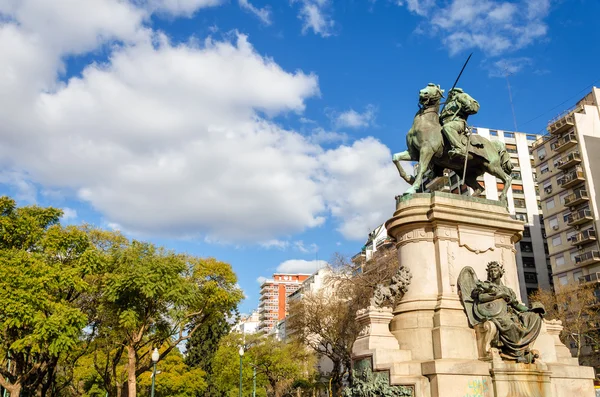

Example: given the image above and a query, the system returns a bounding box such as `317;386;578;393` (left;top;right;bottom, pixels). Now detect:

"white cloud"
145;0;224;16
0;0;406;245
256;276;268;284
396;0;551;56
260;239;290;249
291;0;334;37
308;127;347;144
293;240;318;253
239;0;272;25
318;138;409;240
488;57;532;77
61;207;78;222
276;259;327;273
334;105;377;129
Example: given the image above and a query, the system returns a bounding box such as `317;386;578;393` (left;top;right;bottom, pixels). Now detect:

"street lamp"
238;346;244;397
151;348;160;397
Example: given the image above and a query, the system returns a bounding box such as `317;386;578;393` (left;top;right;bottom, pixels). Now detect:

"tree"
530;284;600;366
136;347;207;396
287;248;400;396
211;333;316;397
89;238;244;397
185;311;237;394
0;197;101;396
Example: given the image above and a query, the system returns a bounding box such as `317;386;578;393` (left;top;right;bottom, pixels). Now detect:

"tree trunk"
127;345;137;397
116;382;122;397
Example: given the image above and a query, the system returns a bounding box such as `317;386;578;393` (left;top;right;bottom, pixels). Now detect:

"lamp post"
252;366;256;397
238;346;244;397
151;348;159;397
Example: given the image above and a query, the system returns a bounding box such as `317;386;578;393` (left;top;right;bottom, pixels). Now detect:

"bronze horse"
392;84;513;203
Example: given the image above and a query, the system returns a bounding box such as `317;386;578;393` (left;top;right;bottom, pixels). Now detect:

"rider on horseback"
440;88;480;160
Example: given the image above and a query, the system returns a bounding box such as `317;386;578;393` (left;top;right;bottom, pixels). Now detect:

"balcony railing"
568;209;593;226
548;113;575;135
572;229;597;246
556;152;582;169
575;251;600;266
579;273;600;284
558;169;585;189
551;132;578;152
564;190;589;207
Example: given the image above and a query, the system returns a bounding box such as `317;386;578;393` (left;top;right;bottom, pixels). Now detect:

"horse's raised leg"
392;151;415;185
405;146;434;195
464;172;484;197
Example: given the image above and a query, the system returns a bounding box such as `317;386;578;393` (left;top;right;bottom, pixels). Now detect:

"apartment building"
258;273;311;332
531;87;600;289
425;128;552;298
231;311;260;334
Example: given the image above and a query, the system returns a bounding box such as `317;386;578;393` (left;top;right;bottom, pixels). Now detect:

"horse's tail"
491;140;513;174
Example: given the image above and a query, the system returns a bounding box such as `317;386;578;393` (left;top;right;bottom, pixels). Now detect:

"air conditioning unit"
542;232;547;238
545;187;553;194
539;155;546;160
552;225;559;230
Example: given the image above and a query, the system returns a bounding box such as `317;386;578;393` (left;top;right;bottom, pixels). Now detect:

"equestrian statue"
392;83;513;203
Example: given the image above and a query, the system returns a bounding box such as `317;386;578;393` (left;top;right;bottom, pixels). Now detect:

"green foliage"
211;333;316;397
0;196;100;394
137;348;207;397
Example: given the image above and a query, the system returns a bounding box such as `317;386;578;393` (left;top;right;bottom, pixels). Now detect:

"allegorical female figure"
458;261;545;363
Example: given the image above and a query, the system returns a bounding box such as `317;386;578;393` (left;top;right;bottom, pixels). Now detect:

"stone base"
491;359;552;397
349;193;596;397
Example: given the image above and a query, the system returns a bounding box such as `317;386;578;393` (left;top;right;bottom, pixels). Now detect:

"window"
512;184;524;194
540;163;549;174
504;132;515;139
524;272;538;283
515;213;528;222
523;227;531;238
548;217;559;229
514;198;526;208
471;127;478;134
552;235;562;247
558;275;568;286
553;158;561;168
546;198;555;210
506;144;517;153
570;250;578;264
563;212;571;223
566;230;577;242
537;147;547;159
543;180;552;194
520;241;533;252
573;271;583;283
527;134;537;141
523;257;536;268
512;171;522;180
559;192;569;205
555;255;565;267
490;130;498;136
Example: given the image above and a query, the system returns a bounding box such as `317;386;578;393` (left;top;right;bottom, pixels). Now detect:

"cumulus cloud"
61;207;78;222
256;276;268;284
334;105;377;129
318;138;409;240
239;0;272;25
260;239;290;249
291;0;335;37
276;259;327;273
396;0;551;56
488;57;533;77
0;0;404;244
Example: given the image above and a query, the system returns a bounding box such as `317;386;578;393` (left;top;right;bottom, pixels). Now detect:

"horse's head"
419;83;444;107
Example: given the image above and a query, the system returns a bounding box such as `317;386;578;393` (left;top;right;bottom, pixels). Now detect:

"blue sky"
1;0;599;314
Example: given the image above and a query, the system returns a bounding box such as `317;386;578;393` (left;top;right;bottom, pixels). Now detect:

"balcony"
564;190;589;207
548;113;575;135
568;209;593;226
580;272;600;284
558;169;585;189
556;152;582;170
575;251;600;266
572;229;597;246
551;133;578;153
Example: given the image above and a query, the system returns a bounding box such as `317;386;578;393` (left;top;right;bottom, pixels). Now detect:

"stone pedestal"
385;192;524;365
348;192;595;397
